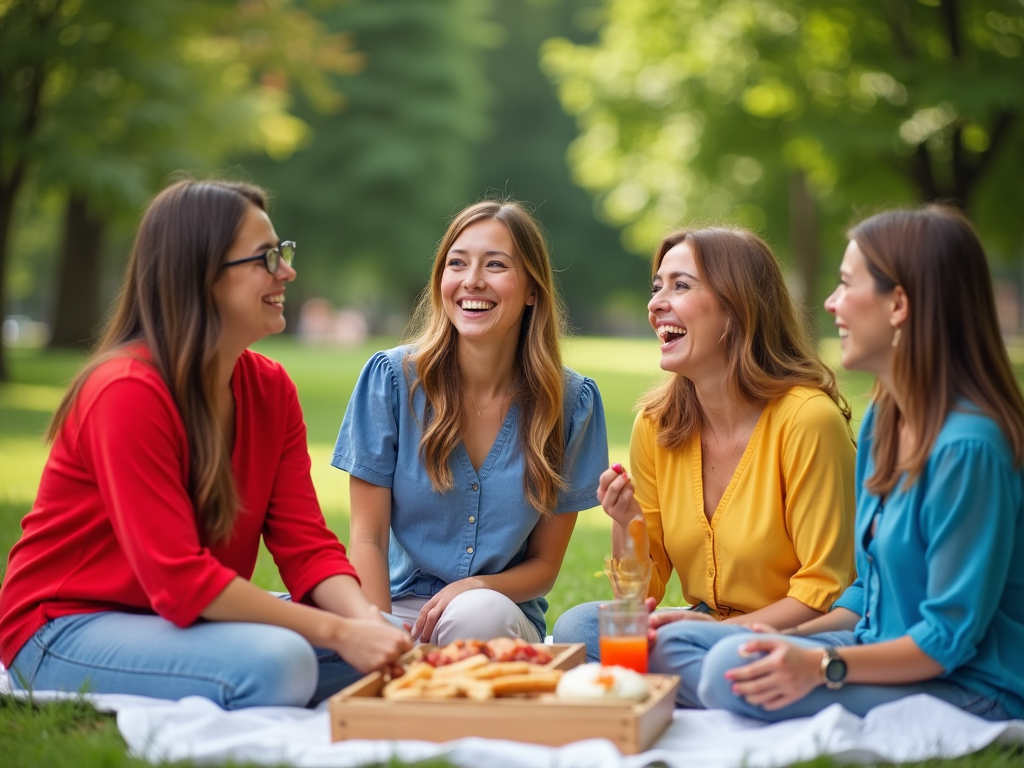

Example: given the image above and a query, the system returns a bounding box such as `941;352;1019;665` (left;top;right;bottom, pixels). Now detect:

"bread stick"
489;671;563;697
466;662;532;680
431;653;489;677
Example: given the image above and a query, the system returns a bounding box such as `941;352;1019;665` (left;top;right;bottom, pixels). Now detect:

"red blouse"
0;348;357;667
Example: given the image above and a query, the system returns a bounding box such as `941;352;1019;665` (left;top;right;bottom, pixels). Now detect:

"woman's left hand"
724;638;822;710
411;580;476;642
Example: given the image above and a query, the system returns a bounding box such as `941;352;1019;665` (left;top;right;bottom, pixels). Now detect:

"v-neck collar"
692;407;767;529
456;402;519;481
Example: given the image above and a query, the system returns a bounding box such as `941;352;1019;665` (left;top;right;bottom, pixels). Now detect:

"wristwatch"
820;647;847;690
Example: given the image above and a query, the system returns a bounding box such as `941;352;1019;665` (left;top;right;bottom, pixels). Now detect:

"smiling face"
648;241;730;379
212;202;295;353
439;218;535;347
824;240;899;376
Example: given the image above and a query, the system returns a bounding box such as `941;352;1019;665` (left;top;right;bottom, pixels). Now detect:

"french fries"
381;658;563;701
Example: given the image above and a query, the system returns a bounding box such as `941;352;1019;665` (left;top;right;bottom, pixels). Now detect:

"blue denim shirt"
332;346;608;638
834;402;1024;718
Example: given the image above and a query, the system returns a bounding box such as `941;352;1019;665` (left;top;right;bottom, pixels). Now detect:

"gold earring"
892;327;901;348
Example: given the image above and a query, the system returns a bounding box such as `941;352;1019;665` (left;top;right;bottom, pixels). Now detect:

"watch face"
825;658;848;683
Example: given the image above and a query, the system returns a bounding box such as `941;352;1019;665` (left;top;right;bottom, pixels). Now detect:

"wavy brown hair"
405;200;568;514
640;227;851;448
850;206;1024;496
48;179;267;544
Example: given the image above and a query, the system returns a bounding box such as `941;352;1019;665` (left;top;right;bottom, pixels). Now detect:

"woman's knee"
649;620;748;675
434;589;534;644
696;633;762;710
228;626;317;709
552;602;599;644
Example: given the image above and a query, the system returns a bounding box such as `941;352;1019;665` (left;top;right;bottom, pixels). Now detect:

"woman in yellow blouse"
553;226;857;705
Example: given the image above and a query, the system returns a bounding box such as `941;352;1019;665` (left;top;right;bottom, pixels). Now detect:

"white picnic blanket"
3;668;1023;767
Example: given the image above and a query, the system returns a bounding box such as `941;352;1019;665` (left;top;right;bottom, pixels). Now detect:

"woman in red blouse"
0;180;411;708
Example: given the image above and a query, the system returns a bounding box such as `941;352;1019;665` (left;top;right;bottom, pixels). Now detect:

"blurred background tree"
541;0;1024;324
0;0;357;379
5;0;1024;377
244;0;494;331
245;0;642;335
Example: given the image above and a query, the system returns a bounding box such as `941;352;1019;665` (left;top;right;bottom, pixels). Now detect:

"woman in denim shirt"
668;206;1024;722
332;200;608;645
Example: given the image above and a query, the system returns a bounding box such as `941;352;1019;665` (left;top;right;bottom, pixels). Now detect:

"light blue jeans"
552;600;711;664
8;611;365;709
649;622;1013;721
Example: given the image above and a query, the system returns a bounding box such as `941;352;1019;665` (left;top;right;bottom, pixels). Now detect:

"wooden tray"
328;643;681;754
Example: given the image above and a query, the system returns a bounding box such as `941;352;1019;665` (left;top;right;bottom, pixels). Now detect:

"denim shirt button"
471;483;479;492
469;516;476;523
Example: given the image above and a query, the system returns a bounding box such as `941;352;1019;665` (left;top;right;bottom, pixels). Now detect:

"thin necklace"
466;390;511;418
702;408;763;470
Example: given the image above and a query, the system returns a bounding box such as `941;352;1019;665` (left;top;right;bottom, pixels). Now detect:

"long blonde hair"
48;180;267;544
850;206;1024;496
405;200;568;513
640;227;850;448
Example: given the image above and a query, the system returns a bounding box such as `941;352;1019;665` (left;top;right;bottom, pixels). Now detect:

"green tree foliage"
0;0;357;372
540;0;1024;306
244;0;491;322
468;0;647;334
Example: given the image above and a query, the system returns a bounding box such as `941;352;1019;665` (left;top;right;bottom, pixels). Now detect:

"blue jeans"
553;600;711;664
649;622;1013;721
8;612;364;709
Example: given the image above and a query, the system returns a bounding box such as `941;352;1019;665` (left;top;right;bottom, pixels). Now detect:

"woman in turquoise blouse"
682;205;1024;721
333;200;608;645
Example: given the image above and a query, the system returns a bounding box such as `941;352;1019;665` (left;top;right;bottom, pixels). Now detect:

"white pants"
391;589;541;645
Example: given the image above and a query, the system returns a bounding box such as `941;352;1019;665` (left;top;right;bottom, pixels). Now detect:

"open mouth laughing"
459;299;496;313
657;324;687;344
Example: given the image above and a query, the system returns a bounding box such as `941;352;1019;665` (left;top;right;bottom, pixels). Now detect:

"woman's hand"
337;604;414;676
411;579;477;642
724;637;822;710
597;464;640;527
645;597;716;646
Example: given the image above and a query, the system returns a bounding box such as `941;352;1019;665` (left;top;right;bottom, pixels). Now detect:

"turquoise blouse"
834;403;1024;717
332;346;608;638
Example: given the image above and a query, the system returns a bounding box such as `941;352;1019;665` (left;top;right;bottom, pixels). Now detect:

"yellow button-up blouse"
631;386;856;617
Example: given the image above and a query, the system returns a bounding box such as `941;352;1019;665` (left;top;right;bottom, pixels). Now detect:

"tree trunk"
49;194;106;348
0;181;18;382
789;171;819;308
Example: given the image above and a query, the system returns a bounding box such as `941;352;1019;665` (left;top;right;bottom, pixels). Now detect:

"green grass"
1;336;1022;768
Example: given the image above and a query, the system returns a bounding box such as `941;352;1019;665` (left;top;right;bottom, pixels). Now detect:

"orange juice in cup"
598;600;649;674
599;635;649;673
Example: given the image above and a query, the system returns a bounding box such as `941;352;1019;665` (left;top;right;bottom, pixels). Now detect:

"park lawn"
0;336;1020;768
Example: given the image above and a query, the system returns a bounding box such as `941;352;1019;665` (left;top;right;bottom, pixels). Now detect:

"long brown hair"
850;206;1024;495
48;179;267;544
405;200;568;513
640;227;851;448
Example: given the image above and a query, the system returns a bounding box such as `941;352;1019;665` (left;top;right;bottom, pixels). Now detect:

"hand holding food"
338;604;415;674
596;463;639;527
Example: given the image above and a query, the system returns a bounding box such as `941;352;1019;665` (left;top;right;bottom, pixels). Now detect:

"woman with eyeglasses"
332;199;608;645
671;206;1024;722
0;179;412;708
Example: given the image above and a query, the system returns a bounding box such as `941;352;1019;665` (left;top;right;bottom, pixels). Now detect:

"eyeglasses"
222;241;296;275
